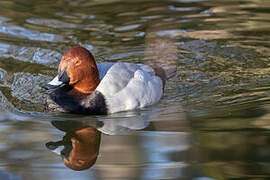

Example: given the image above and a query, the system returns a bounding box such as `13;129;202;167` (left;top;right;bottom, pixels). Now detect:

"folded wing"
96;62;163;113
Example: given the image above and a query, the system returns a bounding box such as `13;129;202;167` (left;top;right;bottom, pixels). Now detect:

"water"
0;0;269;179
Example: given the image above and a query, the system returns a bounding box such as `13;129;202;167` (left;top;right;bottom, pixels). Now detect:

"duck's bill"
46;141;72;161
43;75;64;90
46;141;70;160
43;68;70;90
46;141;65;155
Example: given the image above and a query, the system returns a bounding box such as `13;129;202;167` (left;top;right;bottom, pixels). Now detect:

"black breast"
45;86;107;115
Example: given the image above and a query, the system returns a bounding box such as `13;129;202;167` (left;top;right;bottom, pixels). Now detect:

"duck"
44;46;176;115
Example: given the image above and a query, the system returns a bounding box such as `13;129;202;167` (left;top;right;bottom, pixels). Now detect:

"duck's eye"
74;60;81;66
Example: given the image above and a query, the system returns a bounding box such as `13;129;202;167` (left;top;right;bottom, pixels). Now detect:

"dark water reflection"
0;0;270;179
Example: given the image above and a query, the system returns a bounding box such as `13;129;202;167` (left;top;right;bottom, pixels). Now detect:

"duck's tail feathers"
153;65;176;89
163;66;177;80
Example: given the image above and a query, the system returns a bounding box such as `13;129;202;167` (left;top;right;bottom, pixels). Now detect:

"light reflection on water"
0;0;269;179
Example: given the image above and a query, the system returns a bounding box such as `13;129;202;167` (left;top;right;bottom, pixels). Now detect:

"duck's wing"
97;62;141;97
97;62;156;96
97;62;114;80
96;62;163;114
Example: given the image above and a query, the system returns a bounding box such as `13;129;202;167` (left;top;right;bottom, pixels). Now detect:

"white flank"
96;62;163;114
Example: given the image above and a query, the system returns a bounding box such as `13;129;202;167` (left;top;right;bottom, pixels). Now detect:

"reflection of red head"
63;127;101;171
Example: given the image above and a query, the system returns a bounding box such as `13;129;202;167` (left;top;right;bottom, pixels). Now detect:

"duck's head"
44;46;100;94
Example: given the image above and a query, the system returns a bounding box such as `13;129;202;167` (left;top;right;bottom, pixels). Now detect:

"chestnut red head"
44;46;100;94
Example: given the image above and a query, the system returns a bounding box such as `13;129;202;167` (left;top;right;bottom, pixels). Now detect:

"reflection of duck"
46;120;101;171
44;46;176;115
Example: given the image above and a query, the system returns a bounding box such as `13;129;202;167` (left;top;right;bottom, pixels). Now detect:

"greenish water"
0;0;269;179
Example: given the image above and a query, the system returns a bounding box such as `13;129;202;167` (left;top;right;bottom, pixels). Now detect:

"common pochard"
44;46;176;114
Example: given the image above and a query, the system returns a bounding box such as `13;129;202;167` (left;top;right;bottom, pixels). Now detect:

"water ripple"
26;18;78;29
0;24;63;42
0;43;61;66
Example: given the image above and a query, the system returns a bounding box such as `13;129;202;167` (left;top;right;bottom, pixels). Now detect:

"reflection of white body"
97;111;150;135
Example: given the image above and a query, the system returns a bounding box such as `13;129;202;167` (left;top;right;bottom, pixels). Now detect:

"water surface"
0;0;269;179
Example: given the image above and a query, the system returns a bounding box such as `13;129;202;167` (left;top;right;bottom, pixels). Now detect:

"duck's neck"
73;69;100;94
73;78;100;94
